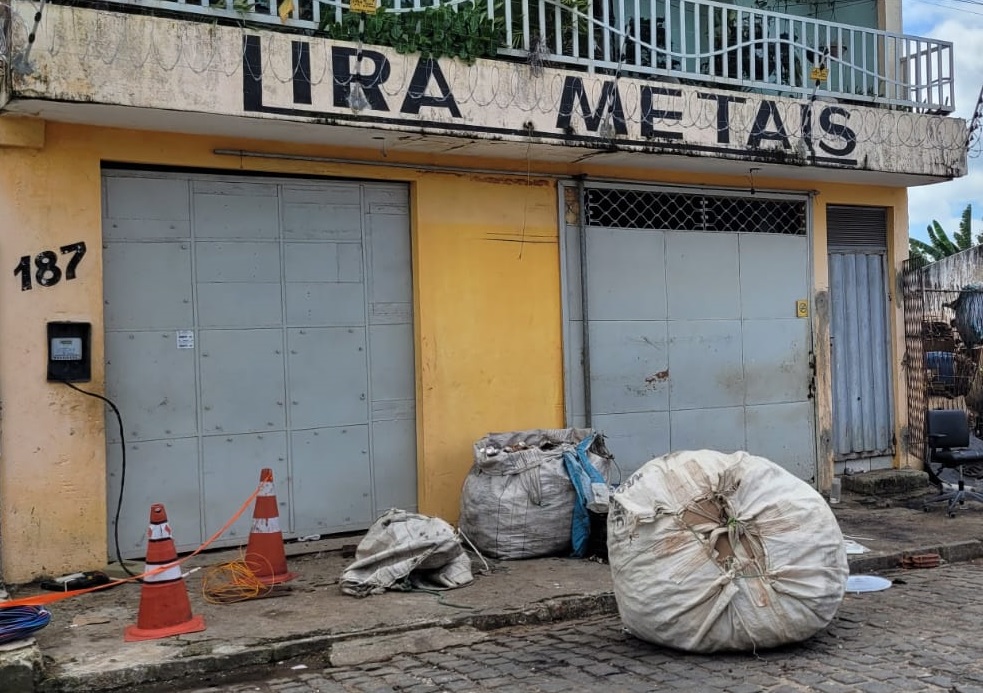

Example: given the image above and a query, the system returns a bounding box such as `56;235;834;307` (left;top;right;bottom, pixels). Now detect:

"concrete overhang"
3;1;969;185
0;98;961;188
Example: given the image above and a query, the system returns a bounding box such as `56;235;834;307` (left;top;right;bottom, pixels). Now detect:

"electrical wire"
0;606;51;644
201;551;273;604
14;0;46;72
1;482;263;609
58;381;139;579
910;0;983;16
404;586;476;610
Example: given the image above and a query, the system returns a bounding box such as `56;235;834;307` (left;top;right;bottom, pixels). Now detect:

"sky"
904;0;983;243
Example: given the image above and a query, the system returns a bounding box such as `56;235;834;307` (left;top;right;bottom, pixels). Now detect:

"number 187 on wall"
13;242;87;291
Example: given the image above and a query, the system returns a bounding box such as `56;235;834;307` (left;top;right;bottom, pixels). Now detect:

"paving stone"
913;675;954;689
583;663;620;676
856;682;902;693
812;682;857;693
787;671;827;686
392;685;436;693
138;564;983;693
725;683;764;693
860;667;900;681
462;668;501;681
828;670;868;685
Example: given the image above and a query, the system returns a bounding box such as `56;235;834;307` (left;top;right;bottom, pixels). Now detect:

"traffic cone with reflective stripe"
124;503;206;642
244;468;296;585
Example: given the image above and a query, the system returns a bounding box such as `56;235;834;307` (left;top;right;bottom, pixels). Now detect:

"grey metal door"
563;184;817;481
102;171;416;556
827;206;894;470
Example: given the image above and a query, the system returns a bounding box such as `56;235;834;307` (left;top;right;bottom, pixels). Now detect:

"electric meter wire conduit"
45;321;140;579
58;380;139;580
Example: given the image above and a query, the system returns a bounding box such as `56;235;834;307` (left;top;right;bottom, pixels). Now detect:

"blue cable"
0;606;52;644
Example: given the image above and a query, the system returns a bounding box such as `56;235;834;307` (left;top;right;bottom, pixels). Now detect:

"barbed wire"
5;0;972;162
968;84;983;159
0;0;10;68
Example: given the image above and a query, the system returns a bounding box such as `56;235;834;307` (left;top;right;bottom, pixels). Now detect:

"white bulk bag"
458;428;613;560
608;450;848;653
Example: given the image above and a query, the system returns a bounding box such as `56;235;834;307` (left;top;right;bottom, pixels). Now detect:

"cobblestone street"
144;562;983;693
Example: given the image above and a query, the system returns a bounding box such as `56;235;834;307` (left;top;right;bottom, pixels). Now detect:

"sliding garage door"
563;183;817;482
102;170;416;556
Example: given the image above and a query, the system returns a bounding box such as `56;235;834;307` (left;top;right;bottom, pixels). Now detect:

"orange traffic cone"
124;503;206;642
244;468;297;585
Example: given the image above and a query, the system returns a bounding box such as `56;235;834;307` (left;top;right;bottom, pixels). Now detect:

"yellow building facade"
0;118;913;582
0;0;965;583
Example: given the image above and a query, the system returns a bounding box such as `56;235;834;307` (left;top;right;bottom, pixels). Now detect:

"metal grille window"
583;188;807;235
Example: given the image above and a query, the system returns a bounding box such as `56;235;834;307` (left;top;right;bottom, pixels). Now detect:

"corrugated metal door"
102;171;416;557
563;184;816;482
827;205;894;469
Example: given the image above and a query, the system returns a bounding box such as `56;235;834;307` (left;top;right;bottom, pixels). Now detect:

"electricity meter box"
47;322;92;382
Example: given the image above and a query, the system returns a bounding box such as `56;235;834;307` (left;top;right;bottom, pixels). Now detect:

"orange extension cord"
201;551;274;604
0;484;264;609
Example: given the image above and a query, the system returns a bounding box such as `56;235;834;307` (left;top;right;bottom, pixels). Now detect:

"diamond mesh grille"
901;259;926;464
901;260;983;465
583;188;807;235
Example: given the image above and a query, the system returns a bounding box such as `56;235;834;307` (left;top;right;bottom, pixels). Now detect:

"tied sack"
459;428;613;560
608;450;848;653
340;509;473;598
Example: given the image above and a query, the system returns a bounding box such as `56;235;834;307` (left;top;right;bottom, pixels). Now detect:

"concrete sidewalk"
7;479;983;693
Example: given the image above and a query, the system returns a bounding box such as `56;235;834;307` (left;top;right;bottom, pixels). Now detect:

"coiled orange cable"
201;551;274;604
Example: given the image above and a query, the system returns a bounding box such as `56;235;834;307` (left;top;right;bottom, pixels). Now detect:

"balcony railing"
95;0;956;114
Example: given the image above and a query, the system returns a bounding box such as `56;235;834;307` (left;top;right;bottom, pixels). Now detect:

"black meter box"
47;322;92;382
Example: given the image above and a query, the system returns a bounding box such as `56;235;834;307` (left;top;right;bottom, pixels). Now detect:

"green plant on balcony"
706;8;813;89
515;0;591;56
319;2;504;64
522;0;677;77
626;17;677;72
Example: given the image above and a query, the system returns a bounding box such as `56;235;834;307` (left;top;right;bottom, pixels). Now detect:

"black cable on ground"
405;586;476;610
0;606;51;644
59;381;139;579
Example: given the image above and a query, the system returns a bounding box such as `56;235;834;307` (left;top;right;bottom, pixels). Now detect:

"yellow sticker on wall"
796;300;809;318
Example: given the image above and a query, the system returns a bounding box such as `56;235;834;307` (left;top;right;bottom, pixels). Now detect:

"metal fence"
902;260;983;463
498;0;954;113
100;0;955;113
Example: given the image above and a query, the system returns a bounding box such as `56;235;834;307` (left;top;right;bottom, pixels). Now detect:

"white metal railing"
98;0;955;113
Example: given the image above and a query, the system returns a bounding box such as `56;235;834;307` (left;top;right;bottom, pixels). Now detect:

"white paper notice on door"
176;330;195;349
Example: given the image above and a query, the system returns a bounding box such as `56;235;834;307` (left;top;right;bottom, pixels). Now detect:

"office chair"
922;409;983;517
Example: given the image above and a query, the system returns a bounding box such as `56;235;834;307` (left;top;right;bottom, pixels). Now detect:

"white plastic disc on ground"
845;575;892;593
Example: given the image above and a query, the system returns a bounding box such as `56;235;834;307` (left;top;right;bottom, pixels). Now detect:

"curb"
37;593;619;692
33;543;983;692
846;540;983;574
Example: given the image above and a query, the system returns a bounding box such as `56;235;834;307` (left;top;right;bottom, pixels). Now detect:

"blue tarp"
562;434;609;558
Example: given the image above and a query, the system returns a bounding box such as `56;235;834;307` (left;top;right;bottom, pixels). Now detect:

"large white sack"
608;450;848;653
458;428;613;560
